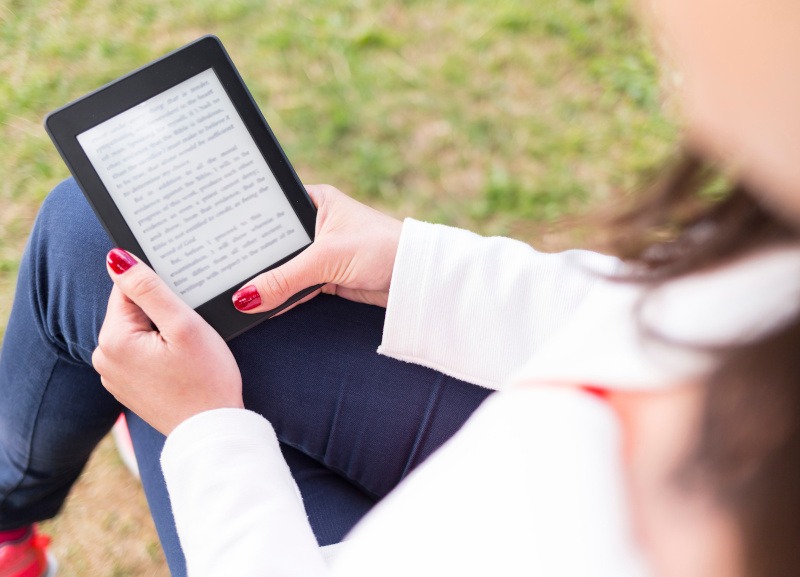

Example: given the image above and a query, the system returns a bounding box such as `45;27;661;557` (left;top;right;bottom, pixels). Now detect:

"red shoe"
0;527;56;577
112;413;140;480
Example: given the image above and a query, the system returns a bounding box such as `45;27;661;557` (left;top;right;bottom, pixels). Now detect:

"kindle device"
46;35;319;340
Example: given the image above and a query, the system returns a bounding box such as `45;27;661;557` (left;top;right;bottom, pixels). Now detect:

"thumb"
232;243;326;314
106;248;197;334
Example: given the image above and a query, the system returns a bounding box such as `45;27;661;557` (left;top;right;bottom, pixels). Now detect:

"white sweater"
161;219;800;576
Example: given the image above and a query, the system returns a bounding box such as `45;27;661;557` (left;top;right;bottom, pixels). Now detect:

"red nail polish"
233;285;261;311
107;248;138;274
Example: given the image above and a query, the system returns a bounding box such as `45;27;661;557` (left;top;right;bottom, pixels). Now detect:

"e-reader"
45;35;320;340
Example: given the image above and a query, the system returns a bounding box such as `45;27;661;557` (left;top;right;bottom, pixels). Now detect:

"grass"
1;0;676;574
40;437;168;577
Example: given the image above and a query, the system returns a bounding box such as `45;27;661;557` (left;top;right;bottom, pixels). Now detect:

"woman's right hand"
232;184;403;315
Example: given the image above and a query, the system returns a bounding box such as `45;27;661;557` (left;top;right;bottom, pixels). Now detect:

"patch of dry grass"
40;437;168;576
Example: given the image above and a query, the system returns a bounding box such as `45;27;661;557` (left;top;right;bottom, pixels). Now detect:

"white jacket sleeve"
160;408;329;577
378;219;621;390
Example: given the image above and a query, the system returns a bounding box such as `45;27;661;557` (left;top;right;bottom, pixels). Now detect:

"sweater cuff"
379;218;435;365
160;408;328;576
378;218;500;389
378;218;620;390
162;408;281;472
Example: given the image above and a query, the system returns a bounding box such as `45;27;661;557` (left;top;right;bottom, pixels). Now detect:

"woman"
2;1;800;576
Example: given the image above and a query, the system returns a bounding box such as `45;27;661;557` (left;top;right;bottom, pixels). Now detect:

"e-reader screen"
76;68;311;309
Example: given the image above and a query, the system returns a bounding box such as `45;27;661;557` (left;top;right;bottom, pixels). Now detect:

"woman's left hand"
92;248;243;436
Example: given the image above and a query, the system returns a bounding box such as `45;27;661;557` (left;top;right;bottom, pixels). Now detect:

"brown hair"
611;148;800;577
609;150;795;278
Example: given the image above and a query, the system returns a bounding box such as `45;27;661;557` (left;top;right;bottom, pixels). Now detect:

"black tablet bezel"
45;35;318;340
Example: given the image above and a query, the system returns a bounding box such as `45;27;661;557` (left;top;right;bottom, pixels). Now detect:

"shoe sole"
43;552;58;577
112;415;141;480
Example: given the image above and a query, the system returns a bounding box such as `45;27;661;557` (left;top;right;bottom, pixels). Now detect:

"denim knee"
22;178;113;364
34;178;111;256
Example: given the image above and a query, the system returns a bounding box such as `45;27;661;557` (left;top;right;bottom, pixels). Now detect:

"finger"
103;284;153;334
95;285;145;361
91;346;106;374
261;285;325;319
304;184;334;208
105;248;197;334
99;374;119;401
232;243;326;314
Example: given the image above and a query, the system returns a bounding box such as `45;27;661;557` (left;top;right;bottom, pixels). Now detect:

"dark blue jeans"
0;179;491;576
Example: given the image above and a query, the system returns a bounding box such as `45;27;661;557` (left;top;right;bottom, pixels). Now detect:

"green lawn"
1;0;677;328
0;0;676;574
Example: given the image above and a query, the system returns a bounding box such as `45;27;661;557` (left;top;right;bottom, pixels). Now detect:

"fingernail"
232;285;261;311
107;248;138;274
